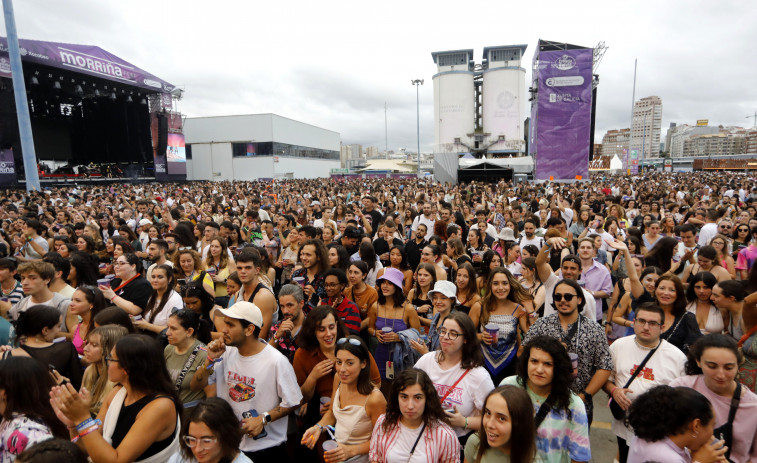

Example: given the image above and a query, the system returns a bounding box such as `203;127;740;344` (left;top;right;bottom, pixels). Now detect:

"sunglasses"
337;337;361;346
553;293;577;302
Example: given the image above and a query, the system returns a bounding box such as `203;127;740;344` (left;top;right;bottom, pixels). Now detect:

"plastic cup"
320;396;331;406
484;323;500;343
98;263;106;269
206;267;217;275
322;440;338;453
0;297;9;303
293;276;305;287
97;278;110;287
105;274;116;280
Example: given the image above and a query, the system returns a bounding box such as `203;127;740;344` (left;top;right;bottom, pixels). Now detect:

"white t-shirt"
541;272;597;321
412;215;435;240
519;235;544;249
609;336;686;441
469;223;498;240
147;290;184;327
561;208;575;228
146;260;175;282
414;352;493;437
698;223;718;247
211;344;302;452
201;244;235;261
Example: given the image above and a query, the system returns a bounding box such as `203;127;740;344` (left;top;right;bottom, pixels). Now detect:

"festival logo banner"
533;48;593;181
0;149;16;186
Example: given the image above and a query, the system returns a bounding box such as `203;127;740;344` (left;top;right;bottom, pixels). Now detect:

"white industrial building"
183;114;340;181
431;45;528;184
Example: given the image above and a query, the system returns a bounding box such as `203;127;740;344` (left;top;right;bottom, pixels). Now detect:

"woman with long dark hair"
66;286;107;356
681;245;732;283
455;262;481;317
464;385;536;463
643;236;678;273
369;368;459;463
134;264;183;336
670;334;757;463
626;386;724;463
294;306;381;431
501;335;590;463
164;309;207;421
685;272;724;334
68;251;100;288
385;244;413;295
0;357;68;461
301;336;386;463
51;334;182;463
8;305;82;389
414;312;494;446
181;280;221;342
359;241;383;288
204;237;235;308
476;250;502;294
407;262;437;330
168;398;252;463
326;243;351;274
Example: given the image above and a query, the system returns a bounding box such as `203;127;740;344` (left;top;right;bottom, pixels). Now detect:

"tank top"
72;323;85;355
110;394;176;460
332;385;374;446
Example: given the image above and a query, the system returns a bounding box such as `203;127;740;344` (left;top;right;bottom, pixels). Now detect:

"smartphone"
242;410;268;440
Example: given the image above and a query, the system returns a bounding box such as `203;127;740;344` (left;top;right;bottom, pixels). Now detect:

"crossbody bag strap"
621;343;660;389
406;422;427;462
175;344;203;391
534;393;556;428
439;369;470;404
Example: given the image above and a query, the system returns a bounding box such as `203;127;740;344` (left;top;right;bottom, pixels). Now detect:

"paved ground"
589;391;618;463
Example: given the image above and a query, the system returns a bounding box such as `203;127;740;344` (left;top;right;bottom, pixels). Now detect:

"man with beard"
196;301;302;461
234;248;277;339
519;217;544;248
525;278;613;426
535;237;596;320
268;283;306;362
145;238;172;281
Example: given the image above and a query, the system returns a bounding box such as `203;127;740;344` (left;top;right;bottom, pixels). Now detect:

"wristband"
464;416;469;429
609;386;618;397
110;295;118;304
71;424;100;443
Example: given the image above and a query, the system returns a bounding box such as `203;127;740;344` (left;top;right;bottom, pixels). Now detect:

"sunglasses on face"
553;293;577;302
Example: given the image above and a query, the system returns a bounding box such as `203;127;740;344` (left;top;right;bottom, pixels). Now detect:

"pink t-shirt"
736;244;757;271
669;375;757;462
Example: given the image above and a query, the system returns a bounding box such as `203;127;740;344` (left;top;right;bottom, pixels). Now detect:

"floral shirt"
0;414;52;463
268;321;299;363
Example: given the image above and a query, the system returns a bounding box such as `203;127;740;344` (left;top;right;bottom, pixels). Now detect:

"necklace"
381;303;401;331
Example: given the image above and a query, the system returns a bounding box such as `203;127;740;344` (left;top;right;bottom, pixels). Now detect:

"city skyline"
2;0;756;153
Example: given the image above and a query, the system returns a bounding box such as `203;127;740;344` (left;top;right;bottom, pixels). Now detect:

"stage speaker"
156;113;168;156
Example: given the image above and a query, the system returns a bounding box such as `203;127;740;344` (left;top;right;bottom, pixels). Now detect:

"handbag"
712;383;741;463
609;342;660;420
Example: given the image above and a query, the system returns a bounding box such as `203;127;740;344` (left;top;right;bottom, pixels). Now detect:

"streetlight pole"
411;79;423;177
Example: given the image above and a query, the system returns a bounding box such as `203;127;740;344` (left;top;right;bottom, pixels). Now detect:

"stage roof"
0;37;175;93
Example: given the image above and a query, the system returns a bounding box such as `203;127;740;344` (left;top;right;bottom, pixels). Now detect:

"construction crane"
747;111;757;128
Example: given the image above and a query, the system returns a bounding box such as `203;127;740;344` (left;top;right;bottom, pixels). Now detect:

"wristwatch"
262;412;272;425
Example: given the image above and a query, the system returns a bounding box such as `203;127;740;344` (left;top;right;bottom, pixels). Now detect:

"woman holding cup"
278;226;301;284
368;268;421;394
301;336;386;463
204;237;236;308
470;268;532;385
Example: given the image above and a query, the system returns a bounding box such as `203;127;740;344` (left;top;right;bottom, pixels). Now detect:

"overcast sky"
4;0;757;152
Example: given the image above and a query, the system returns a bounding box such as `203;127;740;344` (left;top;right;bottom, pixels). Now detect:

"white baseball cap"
217;301;263;328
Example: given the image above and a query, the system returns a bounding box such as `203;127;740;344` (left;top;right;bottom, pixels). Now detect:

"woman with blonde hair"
203;237;236;307
81;325;129;416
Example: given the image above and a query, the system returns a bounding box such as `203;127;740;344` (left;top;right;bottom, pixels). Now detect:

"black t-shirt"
20;342;83;389
373;237;403;267
110;275;153;311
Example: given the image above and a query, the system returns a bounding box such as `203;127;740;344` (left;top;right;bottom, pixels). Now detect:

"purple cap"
376;267;404;290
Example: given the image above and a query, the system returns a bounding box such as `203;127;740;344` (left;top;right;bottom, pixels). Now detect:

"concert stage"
0;38;187;186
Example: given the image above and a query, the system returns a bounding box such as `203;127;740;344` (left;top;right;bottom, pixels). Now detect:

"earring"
691;432;698;438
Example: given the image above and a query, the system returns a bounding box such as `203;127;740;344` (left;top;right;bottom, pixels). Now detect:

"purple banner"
0;149;16;185
533;47;593;181
0;37;174;93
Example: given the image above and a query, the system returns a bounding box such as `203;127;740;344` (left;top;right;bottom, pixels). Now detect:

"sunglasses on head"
553;293;577;302
337;337;361;346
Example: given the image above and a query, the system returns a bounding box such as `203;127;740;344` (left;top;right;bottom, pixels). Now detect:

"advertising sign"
0;149;16;186
166;133;186;175
532;47;593;181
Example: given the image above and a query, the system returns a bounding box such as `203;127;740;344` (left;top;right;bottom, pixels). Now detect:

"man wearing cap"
535;238;596;321
138;218;152;251
194;301;302;461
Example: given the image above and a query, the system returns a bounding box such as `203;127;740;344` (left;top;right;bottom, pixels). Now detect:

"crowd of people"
0;171;756;463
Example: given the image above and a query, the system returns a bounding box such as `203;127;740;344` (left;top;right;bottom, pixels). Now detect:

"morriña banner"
533;47;593;181
0;149;17;186
0;37;174;94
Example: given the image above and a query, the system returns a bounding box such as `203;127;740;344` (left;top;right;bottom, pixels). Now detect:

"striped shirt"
323;297;362;335
1;280;24;306
369;414;459;463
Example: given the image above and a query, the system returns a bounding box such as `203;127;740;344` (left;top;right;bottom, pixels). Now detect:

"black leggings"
617;436;629;463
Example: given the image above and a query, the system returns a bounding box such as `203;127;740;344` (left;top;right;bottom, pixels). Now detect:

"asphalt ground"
589;391;619;463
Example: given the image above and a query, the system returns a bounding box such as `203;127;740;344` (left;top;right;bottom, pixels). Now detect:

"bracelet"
463;416;468;429
609;386;618;397
71;424;100;443
75;418;101;432
110;295;118;303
